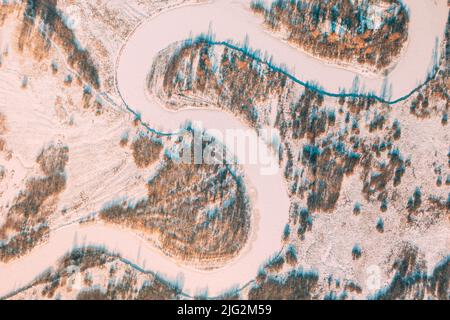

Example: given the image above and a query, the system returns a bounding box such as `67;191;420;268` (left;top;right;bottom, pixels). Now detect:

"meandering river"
0;0;447;298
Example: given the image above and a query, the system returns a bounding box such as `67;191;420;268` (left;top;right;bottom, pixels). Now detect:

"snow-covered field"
0;0;448;299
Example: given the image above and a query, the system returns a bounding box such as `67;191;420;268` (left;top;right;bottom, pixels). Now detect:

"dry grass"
0;113;7;134
36;144;69;176
0;113;7;152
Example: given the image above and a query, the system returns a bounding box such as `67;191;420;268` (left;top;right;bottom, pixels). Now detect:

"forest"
251;0;409;70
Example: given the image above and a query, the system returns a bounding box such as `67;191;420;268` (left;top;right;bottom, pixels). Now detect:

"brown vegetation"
0;113;6;134
100;134;250;264
374;244;449;300
0;112;7;152
12;0;100;88
131;134;163;168
152;42;288;128
251;0;409;70
249;269;319;299
7;247;180;300
0;144;69;262
409;13;449;119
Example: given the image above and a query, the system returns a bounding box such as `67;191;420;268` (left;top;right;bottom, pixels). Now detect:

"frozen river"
0;0;447;298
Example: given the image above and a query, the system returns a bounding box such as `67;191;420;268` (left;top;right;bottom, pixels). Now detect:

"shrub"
441;113;448;125
380;198;388;212
376;218;384;233
407;187;422;211
285;245;297;265
392;119;401;139
282;224;291;241
353;202;361;215
352;244;362;260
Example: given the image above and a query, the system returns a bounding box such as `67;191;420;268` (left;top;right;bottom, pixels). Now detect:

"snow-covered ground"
0;0;448;298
